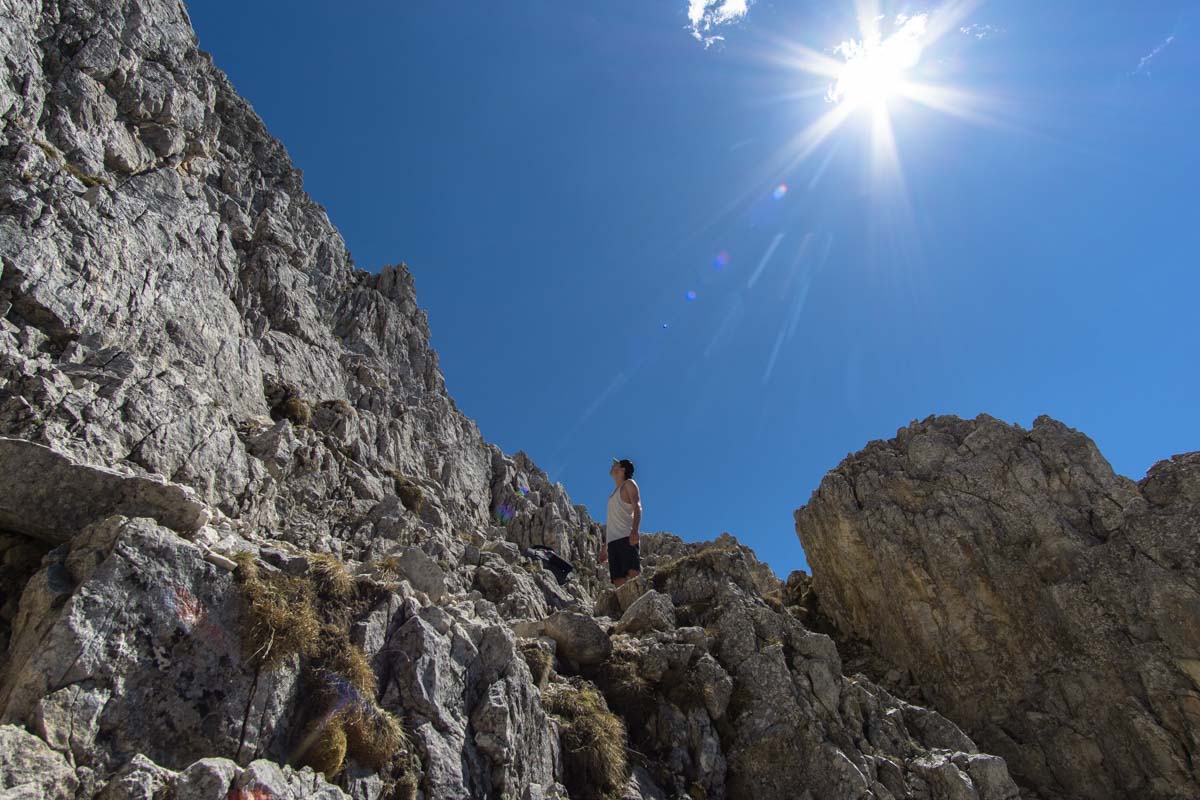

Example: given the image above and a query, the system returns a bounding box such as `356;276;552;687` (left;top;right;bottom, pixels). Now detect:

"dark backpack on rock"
524;545;573;585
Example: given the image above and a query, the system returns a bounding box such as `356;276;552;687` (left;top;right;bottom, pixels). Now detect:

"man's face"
610;462;623;480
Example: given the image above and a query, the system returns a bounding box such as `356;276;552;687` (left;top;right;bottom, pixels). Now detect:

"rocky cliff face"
0;0;601;566
16;1;1180;800
796;414;1200;800
0;2;1106;799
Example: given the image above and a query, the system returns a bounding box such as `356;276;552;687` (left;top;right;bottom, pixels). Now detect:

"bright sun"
755;0;988;184
825;14;927;109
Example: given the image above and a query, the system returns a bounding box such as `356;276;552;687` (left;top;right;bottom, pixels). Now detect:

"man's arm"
623;480;642;545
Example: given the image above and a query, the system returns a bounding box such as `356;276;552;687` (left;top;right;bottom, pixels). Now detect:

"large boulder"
0;437;209;542
797;414;1200;799
544;611;612;666
0;517;301;775
615;590;676;635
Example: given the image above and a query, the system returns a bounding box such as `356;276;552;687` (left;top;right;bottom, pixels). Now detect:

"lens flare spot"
713;251;730;269
773;183;789;199
686;290;697;301
493;502;516;524
661;323;669;329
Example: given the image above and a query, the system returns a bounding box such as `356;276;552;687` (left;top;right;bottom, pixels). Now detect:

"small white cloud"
687;0;753;48
959;23;1004;40
1132;35;1176;75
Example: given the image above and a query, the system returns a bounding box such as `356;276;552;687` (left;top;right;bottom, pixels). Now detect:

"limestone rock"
544;611;612;666
0;437;209;542
615;590;675;635
594;538;1022;800
172;758;241;800
95;754;174;800
231;759;350;800
0;724;78;800
796;414;1200;799
379;603;563;798
0;517;300;775
392;546;447;601
615;575;651;612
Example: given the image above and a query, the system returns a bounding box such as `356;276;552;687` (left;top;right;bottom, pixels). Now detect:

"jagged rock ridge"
2;0;1026;798
796;414;1200;800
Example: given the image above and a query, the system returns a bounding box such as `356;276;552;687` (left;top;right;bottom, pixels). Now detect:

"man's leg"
613;576;627;587
626;569;640;581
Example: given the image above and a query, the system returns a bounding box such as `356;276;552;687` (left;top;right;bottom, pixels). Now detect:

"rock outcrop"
610;541;1022;800
0;1;1092;799
796;414;1200;800
0;0;600;572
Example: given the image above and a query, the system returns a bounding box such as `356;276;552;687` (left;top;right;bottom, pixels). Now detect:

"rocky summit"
0;2;1192;800
796;415;1200;800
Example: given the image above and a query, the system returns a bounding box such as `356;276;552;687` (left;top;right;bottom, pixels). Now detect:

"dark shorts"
607;536;641;581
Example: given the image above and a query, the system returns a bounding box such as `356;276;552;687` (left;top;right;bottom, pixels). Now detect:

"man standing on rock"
600;458;641;587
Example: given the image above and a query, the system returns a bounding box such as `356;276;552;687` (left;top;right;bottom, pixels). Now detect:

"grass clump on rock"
371;555;404;581
233;551;420;783
389;471;424;513
308;553;355;598
272;395;312;426
543;678;629;800
650;545;740;589
519;641;554;689
297;714;348;777
232;552;321;667
586;644;656;736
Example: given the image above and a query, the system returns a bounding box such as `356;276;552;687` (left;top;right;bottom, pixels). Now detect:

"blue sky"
190;1;1198;578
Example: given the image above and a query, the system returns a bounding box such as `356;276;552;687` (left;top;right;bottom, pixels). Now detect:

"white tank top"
606;481;635;543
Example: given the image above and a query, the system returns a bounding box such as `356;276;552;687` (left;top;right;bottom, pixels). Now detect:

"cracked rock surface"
0;1;1172;799
796;414;1200;800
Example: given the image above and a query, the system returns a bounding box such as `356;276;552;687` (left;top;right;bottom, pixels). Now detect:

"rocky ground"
0;1;1193;799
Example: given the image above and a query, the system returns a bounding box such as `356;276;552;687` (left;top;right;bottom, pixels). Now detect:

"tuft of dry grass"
344;701;411;768
308;553;356;603
235;552;421;784
296;714;348;778
543;679;629;800
320;398;356;416
276;396;312;426
520;642;554;689
393;771;420;800
587;647;656;737
389;471;424;513
233;552;321;667
651;546;740;589
314;628;378;699
372;555;404;581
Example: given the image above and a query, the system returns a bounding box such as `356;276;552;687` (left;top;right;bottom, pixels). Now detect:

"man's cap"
611;457;635;477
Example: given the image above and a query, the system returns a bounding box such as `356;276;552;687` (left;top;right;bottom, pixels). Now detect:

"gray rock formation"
0;436;209;541
614;589;675;635
0;0;600;571
0;1;1069;799
0;516;302;775
612;538;1022;800
0;724;79;799
796;414;1200;800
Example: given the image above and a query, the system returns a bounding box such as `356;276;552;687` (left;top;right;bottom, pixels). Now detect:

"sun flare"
752;0;987;189
825;14;927;109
